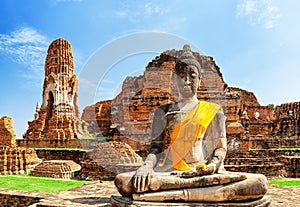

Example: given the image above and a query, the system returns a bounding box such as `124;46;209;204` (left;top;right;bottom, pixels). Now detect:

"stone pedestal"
111;195;271;207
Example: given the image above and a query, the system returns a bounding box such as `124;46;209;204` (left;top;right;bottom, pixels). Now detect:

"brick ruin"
23;38;80;140
80;141;143;179
0;147;41;175
31;160;81;179
0;116;41;174
273;102;300;137
81;100;113;137
0;116;17;148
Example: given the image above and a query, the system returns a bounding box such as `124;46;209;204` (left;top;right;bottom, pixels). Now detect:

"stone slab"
110;195;271;207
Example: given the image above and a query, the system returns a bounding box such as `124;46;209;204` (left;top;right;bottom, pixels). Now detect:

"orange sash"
166;101;220;171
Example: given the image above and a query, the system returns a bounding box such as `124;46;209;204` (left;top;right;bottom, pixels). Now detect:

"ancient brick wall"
81;100;113;136
35;149;88;164
272;102;300;137
249;135;300;149
18;139;107;149
225;149;300;178
279;156;300;177
0;147;40;174
0;116;17;148
79;141;142;179
34;141;143;180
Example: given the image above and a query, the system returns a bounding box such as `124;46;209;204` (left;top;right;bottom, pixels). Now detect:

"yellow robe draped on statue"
166;101;220;171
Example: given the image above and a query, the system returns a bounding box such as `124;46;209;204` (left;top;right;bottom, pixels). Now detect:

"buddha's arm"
206;109;227;174
207;138;227;173
133;106;166;192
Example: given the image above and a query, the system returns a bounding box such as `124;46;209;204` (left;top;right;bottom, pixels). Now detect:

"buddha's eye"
179;71;185;78
190;72;197;78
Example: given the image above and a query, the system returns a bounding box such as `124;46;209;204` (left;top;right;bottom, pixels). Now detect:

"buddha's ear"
172;72;179;82
198;74;202;89
198;80;201;90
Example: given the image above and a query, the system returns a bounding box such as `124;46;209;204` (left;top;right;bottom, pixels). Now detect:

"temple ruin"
23;38;80;140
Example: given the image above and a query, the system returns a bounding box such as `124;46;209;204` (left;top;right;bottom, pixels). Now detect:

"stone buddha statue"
111;45;270;206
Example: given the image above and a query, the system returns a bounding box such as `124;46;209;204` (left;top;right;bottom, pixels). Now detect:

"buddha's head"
174;45;202;99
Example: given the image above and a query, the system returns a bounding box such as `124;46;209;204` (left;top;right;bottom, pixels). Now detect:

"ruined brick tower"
24;38;79;140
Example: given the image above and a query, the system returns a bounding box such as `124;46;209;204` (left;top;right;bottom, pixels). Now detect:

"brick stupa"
24;38;79;140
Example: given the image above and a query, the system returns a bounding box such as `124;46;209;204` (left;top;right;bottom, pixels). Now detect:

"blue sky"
0;0;299;138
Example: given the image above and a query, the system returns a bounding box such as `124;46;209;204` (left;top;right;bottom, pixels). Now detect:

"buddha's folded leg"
133;173;268;202
114;171;136;196
115;171;173;196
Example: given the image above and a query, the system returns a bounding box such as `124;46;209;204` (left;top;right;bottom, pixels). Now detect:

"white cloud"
115;11;128;18
52;0;82;2
0;27;49;87
237;0;282;29
237;0;257;16
144;3;164;16
0;27;84;88
115;2;165;21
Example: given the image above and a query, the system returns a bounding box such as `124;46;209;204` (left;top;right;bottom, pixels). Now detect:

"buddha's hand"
179;164;214;178
133;161;153;193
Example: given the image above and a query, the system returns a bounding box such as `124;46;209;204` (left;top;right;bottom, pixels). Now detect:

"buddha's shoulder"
156;102;179;113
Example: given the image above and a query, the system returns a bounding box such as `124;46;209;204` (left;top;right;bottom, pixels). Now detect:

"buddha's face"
174;64;200;99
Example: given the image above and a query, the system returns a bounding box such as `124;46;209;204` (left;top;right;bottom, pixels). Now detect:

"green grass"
279;148;300;150
249;148;300;151
79;136;112;141
0;175;86;194
269;178;300;187
34;147;90;151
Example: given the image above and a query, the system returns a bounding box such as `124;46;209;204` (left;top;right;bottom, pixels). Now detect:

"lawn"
0;175;86;194
279;148;300;150
34;147;90;151
269;178;300;187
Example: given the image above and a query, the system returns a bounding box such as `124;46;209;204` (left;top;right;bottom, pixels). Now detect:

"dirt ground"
36;181;300;206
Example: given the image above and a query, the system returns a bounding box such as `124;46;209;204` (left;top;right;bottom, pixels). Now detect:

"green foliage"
267;103;277;113
269;178;300;187
0;175;86;194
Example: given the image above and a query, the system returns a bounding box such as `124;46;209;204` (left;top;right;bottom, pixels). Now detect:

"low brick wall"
35;149;89;164
279;156;300;178
227;149;300;158
225;163;284;177
17;139;106;149
249;136;300;149
225;149;300;178
79;162;141;180
35;143;143;180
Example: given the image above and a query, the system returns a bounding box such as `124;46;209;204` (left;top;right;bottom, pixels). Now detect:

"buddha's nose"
185;75;191;85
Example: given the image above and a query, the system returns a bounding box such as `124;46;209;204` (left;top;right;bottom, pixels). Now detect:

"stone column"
6;149;12;174
0;148;7;174
11;149;19;174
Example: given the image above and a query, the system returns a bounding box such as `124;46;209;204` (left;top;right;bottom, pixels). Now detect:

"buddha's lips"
183;86;191;91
